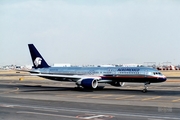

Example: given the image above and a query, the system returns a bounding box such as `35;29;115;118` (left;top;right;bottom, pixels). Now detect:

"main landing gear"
142;82;150;93
74;83;82;90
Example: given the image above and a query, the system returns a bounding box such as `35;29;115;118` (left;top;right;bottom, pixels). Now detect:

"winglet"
28;44;50;69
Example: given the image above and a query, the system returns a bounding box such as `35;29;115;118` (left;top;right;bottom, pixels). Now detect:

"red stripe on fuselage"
101;76;161;79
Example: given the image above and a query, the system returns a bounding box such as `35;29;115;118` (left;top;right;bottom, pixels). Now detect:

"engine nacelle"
110;81;125;87
77;78;98;89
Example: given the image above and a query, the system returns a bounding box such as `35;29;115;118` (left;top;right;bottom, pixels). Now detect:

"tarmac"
0;70;180;120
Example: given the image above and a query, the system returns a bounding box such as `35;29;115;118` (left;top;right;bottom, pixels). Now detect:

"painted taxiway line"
79;115;107;119
55;94;66;97
34;108;59;112
172;98;180;102
1;103;179;120
17;108;180;120
90;94;113;98
17;111;76;119
0;87;19;94
141;96;161;101
115;95;135;100
55;95;180;103
76;94;95;98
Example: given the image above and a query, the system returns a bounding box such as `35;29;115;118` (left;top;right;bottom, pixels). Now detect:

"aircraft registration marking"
141;96;161;101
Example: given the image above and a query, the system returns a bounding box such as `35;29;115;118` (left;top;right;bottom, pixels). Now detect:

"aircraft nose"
157;75;167;82
161;75;167;81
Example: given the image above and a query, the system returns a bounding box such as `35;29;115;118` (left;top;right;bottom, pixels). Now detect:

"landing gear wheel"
142;82;150;93
95;86;105;90
142;89;147;93
74;84;82;90
74;86;82;90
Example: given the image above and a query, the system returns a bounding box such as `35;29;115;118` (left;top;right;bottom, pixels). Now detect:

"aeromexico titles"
28;44;167;93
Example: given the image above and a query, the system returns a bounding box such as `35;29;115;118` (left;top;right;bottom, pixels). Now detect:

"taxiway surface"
0;78;180;120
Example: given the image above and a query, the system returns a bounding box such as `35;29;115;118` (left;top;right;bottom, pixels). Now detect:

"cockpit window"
153;72;162;75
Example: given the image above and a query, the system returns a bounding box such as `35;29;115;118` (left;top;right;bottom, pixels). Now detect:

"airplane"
28;44;167;93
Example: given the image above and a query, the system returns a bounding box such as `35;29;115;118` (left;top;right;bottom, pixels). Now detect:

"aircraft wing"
31;73;112;83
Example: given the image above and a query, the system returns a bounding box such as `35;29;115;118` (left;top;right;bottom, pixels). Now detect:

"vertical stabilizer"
28;44;50;69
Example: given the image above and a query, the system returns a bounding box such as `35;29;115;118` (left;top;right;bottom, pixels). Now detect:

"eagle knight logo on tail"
34;57;42;67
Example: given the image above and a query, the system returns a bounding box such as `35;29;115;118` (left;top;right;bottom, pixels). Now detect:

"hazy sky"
0;0;180;66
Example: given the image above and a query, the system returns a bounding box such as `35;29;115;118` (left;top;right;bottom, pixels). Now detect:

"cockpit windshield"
153;72;162;75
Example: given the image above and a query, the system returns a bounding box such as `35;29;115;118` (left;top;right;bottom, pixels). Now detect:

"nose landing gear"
142;82;150;93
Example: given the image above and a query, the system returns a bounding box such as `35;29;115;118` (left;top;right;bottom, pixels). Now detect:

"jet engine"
76;78;98;89
110;81;125;87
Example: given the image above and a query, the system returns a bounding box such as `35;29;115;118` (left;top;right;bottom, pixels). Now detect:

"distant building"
53;63;71;67
122;64;144;67
97;64;116;67
23;65;33;69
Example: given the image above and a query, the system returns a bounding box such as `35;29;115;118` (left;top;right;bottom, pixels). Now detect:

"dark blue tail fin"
28;44;50;69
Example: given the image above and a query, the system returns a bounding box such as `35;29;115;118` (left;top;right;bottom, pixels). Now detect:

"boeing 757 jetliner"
28;44;166;93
